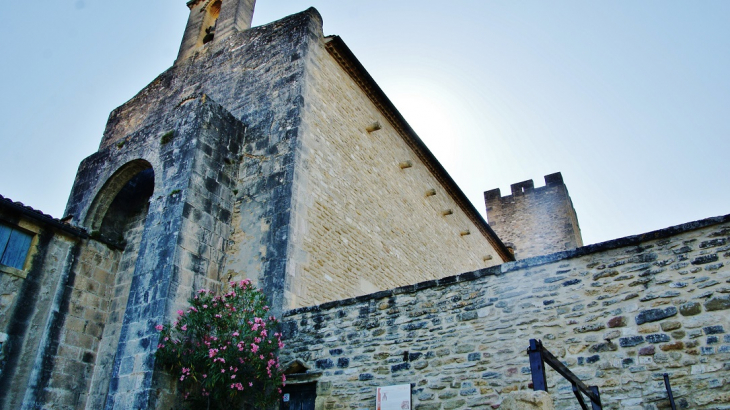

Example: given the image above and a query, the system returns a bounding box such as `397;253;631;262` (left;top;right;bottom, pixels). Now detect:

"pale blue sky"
0;1;728;245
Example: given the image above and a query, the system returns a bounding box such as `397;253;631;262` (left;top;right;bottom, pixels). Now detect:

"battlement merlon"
484;172;565;203
483;172;583;259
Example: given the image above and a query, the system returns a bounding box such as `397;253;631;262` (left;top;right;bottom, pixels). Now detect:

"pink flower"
221;369;226;373
231;375;236;379
155;324;163;331
232;331;240;337
177;310;184;316
251;343;259;353
203;374;207;378
249;382;253;387
181;324;187;331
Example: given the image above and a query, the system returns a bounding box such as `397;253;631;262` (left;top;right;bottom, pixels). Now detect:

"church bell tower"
177;0;256;62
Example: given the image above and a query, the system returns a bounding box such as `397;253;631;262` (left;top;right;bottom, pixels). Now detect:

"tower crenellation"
485;172;583;260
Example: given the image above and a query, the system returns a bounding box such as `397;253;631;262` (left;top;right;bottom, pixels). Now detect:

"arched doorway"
82;160;156;409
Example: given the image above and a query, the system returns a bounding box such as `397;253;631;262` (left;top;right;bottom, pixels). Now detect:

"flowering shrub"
155;280;285;409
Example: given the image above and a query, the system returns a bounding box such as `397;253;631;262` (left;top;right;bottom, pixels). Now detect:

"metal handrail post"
663;374;677;410
589;386;602;410
528;339;548;391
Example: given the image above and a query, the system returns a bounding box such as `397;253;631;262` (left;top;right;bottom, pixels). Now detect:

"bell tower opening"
200;0;222;44
176;0;257;63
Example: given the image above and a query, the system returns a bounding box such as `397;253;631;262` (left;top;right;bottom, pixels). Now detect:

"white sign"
376;384;411;410
282;393;290;402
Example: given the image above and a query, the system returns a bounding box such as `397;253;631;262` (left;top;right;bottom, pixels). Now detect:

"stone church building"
1;1;728;409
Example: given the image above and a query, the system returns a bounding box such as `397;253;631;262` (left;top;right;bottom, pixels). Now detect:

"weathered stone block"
661;321;682;331
660;341;684;351
607;316;627;328
704;325;725;335
692;254;719;265
619;336;645;347
635;307;678;325
589;342;617;353
593;270;619;281
574;323;605;333
646;334;671;344
680;302;702;316
316;359;334;369
500;390;554;410
705;296;730;311
638;346;655;355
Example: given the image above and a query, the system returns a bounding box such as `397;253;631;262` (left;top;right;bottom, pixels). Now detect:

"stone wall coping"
283;212;730;317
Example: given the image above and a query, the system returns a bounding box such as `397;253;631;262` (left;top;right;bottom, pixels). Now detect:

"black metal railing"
527;339;602;410
664;373;677;410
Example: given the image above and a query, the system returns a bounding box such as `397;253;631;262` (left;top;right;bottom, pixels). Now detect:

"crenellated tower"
484;172;583;260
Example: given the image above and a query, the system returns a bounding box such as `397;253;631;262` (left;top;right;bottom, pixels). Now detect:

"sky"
0;1;728;246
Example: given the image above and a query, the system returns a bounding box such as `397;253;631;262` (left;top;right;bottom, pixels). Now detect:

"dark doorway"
281;383;316;410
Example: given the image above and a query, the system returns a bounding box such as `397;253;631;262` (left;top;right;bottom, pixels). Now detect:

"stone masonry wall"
281;214;730;410
286;36;502;308
62;97;246;409
0;211;84;410
40;240;120;410
485;173;582;260
84;9;323;314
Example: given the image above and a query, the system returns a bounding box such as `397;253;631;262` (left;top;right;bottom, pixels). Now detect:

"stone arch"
84;159;154;233
81;159;156;409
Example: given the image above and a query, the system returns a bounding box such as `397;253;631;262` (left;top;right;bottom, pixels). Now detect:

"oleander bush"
155;280;285;409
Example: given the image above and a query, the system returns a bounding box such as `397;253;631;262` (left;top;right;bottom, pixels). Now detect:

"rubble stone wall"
282;215;730;410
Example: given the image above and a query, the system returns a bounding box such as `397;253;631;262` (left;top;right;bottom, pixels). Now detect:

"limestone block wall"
90;8;324;313
62;97;246;409
281;214;730;410
485;173;583;260
0;207;85;410
287;36;503;308
38;240;120;410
